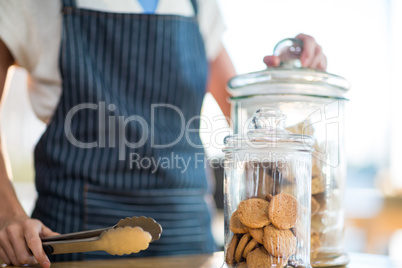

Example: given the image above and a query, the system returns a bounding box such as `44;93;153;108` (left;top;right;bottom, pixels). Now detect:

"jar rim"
223;107;315;152
223;132;315;152
227;68;350;98
230;93;350;101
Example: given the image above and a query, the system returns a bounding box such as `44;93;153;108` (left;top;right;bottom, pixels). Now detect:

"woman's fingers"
41;225;60;238
309;45;323;69
0;246;10;266
263;55;280;67
317;54;327;71
0;218;53;268
296;33;327;71
24;220;51;268
296;33;317;67
0;226;21;266
7;223;37;265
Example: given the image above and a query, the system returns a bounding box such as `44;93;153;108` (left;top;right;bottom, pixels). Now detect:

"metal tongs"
41;216;162;255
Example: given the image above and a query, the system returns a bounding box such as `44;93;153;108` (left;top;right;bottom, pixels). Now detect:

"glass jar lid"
228;38;350;99
223;107;315;152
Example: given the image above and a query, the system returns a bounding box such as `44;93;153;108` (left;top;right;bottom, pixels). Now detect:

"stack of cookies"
287;121;342;259
226;193;300;268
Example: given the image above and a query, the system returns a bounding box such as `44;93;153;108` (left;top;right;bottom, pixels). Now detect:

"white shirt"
0;0;225;123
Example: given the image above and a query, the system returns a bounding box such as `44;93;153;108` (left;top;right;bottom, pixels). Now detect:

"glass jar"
223;107;314;268
228;39;350;267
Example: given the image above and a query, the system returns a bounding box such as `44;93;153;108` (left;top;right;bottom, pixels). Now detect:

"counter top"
43;252;400;268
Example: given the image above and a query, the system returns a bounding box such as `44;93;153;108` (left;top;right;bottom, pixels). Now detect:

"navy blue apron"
32;0;216;261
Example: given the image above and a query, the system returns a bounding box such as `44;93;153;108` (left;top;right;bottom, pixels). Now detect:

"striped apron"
32;0;216;261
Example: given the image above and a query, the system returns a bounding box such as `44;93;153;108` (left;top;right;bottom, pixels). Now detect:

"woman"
0;0;327;267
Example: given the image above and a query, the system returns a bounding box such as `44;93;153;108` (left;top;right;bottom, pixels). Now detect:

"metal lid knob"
273;38;303;68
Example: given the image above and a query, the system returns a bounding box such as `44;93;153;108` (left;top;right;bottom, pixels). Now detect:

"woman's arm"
0;38;56;268
206;47;236;122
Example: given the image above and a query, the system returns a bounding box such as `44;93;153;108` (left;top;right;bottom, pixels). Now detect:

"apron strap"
62;0;76;8
190;0;198;15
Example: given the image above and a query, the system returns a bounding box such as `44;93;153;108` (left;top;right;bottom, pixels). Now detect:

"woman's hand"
0;216;58;267
263;33;327;71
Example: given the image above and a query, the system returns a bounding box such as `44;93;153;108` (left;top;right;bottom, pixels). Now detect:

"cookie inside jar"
223;107;314;268
286;120;347;266
225;160;312;268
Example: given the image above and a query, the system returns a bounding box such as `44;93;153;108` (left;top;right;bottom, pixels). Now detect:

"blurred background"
2;0;402;259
